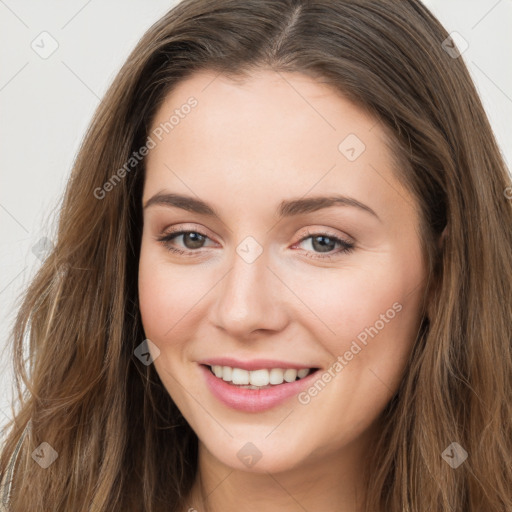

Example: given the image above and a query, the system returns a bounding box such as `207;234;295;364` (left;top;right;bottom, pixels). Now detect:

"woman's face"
139;69;427;473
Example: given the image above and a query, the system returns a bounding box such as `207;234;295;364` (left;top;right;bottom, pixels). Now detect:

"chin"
198;432;314;474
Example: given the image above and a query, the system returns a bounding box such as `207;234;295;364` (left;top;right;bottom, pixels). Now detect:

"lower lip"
200;364;319;413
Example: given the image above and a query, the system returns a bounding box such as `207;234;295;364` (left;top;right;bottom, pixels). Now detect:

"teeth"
269;368;284;385
209;365;312;387
221;366;232;382
283;369;297;382
231;368;249;385
249;369;269;387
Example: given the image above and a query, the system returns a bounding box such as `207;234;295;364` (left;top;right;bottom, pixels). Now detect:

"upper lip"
199;357;317;371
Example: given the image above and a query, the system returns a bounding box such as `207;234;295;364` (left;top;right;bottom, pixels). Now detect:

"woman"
1;0;511;510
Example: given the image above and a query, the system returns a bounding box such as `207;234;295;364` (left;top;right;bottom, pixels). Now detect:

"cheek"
295;250;425;382
292;256;425;442
138;240;210;343
296;266;416;342
137;245;207;407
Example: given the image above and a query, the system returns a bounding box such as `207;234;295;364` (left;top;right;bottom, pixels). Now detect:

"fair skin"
138;69;428;512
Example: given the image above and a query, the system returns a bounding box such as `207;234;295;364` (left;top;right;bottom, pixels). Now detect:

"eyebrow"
143;192;381;222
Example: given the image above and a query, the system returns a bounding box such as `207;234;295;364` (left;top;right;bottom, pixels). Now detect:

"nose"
208;243;289;339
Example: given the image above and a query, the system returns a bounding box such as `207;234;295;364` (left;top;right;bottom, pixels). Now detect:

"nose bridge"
211;237;285;336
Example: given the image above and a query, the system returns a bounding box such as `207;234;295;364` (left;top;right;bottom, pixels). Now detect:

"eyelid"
159;223;217;241
295;226;354;245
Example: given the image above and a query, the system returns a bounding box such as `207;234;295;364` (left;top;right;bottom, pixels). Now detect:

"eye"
156;229;214;256
156;227;355;260
293;230;355;260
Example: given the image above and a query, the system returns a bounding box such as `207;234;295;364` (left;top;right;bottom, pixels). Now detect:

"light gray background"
1;0;511;432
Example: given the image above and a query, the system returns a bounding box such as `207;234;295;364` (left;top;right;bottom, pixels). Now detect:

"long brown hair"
1;1;511;510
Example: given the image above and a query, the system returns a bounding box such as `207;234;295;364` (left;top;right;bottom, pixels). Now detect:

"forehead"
148;68;380;157
143;69;415;225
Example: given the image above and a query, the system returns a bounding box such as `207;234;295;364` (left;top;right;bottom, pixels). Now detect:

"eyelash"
156;228;355;260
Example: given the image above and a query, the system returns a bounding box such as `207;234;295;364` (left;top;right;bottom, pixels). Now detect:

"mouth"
199;362;321;412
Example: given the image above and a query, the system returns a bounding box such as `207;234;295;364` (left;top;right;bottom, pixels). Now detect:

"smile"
199;362;321;412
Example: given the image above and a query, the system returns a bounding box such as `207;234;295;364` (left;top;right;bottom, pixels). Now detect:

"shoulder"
0;420;31;510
